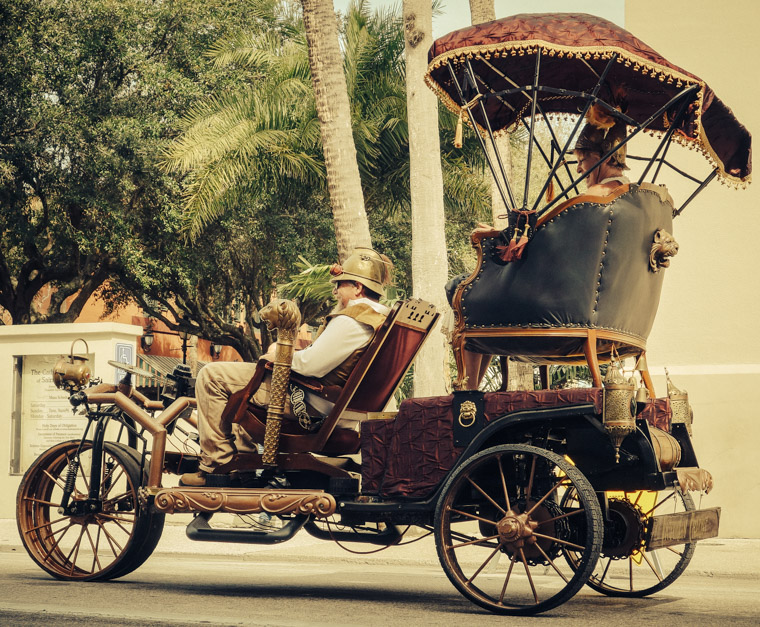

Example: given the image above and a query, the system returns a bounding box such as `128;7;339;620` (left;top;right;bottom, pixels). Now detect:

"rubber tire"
434;444;603;615
16;440;163;581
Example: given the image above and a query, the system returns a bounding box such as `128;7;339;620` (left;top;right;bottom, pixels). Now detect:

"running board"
186;512;307;544
303;520;403;545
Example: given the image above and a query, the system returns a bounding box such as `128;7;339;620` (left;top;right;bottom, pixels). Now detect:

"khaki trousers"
196;361;260;472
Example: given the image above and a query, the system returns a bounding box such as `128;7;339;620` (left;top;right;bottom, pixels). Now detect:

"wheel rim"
435;444;602;615
16;441;143;580
565;488;696;597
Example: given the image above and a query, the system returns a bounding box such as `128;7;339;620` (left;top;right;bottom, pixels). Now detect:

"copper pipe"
131;388;165;411
85;383;117;396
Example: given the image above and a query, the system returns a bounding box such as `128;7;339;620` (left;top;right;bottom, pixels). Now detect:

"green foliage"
0;0;267;324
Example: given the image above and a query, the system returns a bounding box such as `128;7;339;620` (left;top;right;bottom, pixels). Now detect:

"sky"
332;1;626;37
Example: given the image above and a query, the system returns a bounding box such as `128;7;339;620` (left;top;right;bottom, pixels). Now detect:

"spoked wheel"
564;487;696;597
16;440;164;581
434;444;603;615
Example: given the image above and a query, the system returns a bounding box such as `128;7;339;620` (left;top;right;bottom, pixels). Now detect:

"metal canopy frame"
444;58;718;218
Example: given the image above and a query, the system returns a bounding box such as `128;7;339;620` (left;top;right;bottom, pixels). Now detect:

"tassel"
511;226;530;260
545;178;555;203
454;109;463;148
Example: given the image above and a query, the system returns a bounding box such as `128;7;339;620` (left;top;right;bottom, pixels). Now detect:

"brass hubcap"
496;509;538;551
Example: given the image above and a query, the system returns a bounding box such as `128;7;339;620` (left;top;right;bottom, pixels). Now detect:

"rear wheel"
564;487;695;596
434;444;603;615
16;440;163;580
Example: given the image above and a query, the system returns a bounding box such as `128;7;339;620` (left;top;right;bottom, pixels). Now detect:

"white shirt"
291;297;390;379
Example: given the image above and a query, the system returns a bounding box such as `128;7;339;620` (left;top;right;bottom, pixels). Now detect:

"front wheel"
434;444;603;615
16;440;164;581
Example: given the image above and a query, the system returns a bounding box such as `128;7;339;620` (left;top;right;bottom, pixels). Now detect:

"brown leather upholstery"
224;299;439;457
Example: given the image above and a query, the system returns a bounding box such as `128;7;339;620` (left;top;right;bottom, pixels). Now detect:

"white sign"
114;342;134;383
20;354;89;470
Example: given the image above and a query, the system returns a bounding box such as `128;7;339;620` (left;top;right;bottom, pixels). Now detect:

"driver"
180;247;393;487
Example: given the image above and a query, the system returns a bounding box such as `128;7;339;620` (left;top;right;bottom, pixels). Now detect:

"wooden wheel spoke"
24;496;60;508
85;525;102;574
532;540;569;583
42;521;75;560
465;544;503;585
65;525;87;574
465;476;507;516
534;508;584;527
96;519;125;556
644;491;675;516
74;454;91;493
524;476;569;517
102;465;127;499
100;513;134;536
27;516;69;536
448;506;499;526
519;547;539;604
665;545;684;556
499;555;517;603
597;556;613;586
451;534;501;550
525;454;537;502
533;531;585;551
640;551;663;581
99;512;136;524
497;456;511;511
42;468;67;491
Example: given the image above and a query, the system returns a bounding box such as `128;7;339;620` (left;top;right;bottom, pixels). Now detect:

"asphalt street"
1;518;759;626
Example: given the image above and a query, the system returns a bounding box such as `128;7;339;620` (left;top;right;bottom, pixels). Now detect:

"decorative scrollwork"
649;229;679;272
152;488;337;517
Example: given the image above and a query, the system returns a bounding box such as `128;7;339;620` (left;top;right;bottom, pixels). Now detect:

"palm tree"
403;0;451;397
301;0;372;260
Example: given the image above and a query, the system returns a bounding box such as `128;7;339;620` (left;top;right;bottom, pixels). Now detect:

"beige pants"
195;361;261;472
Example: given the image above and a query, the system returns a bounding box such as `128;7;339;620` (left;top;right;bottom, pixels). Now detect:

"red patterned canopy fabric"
426;13;751;184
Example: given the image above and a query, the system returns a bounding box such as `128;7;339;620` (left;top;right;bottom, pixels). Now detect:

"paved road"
2;521;759;626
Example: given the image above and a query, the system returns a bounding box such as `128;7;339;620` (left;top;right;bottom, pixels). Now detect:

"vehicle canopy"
426;13;751;216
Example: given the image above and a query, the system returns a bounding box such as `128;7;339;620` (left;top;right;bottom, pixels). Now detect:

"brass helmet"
574;120;629;170
329;247;392;297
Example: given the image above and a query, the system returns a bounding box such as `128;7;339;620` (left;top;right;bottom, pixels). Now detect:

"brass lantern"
603;363;637;463
666;368;693;436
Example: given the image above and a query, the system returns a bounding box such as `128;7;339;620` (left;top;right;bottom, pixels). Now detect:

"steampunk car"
16;13;750;616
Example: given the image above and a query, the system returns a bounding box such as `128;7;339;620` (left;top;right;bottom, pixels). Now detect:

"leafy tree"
0;0;266;324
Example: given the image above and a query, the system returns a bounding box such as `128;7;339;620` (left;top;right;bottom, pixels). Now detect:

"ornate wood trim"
148;487;337;517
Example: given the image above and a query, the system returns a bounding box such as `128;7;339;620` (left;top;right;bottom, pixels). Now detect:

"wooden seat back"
230;298;439;456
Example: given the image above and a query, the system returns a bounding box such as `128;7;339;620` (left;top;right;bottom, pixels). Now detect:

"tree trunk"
301;0;372;261
468;0;511;229
468;0;495;24
403;0;450;397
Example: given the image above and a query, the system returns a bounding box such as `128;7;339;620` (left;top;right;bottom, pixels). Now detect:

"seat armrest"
471;227;502;245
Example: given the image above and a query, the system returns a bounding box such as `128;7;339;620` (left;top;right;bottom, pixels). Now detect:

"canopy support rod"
674;169;718;217
538;83;701;215
447;61;515;211
523;49;542;210
519;115;575;198
469;67;577;198
464;59;518;209
627;155;703;184
638;92;693;184
530;53;619;214
532;101;581;195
